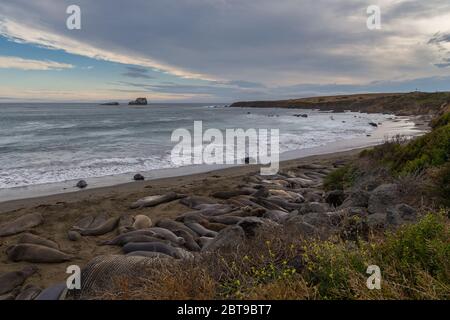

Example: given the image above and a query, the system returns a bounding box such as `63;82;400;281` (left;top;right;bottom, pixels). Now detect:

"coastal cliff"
230;91;450;116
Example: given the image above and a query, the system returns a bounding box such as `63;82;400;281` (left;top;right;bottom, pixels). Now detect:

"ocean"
0;103;419;195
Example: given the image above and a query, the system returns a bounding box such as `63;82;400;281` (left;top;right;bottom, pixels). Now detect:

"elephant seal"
7;244;73;263
72;217;119;236
18;233;59;249
179;196;216;208
126;251;173;259
202;221;228;232
101;233;168;246
0;265;38;295
148;227;185;245
211;188;257;199
130;192;186;209
208;215;243;225
196;204;235;216
133;215;152;230
155;218;197;237
15;284;42;300
177;212;208;224
185;222;218;237
173;229;201;252
123;242;180;258
0;213;43;237
35;283;67;300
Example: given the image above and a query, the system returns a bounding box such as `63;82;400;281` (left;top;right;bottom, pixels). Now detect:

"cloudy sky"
0;0;450;102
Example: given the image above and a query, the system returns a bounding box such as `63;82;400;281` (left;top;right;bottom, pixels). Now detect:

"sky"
0;0;450;103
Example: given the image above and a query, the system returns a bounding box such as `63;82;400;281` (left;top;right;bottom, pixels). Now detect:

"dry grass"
89;212;449;300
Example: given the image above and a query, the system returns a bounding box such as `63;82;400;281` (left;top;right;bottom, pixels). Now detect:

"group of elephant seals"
0;213;43;237
130;192;186;209
6;244;73;263
0;265;38;295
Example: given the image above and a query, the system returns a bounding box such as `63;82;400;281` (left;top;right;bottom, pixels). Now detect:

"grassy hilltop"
230;91;450;116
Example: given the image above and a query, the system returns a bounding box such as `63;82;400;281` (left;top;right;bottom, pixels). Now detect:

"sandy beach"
0;115;430;295
0;147;366;289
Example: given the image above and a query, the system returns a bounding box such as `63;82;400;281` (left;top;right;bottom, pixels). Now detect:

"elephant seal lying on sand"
156;218;198;237
123;242;180;258
7;244;73;263
72;217;119;236
185;222;218;237
173;229;201;252
126;251;173;259
0;265;38;295
130;192;186;209
101;233;169;246
147;227;185;245
18;233;59;250
0;213;43;237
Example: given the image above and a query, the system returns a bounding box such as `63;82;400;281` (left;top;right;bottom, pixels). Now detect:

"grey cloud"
122;66;154;79
1;0;450;101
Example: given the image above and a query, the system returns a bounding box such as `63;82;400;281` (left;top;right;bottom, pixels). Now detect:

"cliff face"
230;92;450;116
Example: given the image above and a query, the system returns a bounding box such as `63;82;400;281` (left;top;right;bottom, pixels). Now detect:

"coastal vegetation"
93;110;450;300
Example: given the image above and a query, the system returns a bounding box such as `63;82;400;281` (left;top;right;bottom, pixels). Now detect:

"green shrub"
374;212;450;284
431;163;450;207
360;117;450;176
431;112;450;129
323;165;359;191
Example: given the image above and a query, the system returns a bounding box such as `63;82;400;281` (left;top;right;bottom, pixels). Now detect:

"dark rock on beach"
325;190;346;207
76;180;87;189
133;174;145;181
